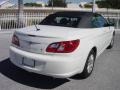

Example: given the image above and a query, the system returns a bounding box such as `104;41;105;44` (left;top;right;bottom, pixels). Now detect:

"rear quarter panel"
74;27;114;71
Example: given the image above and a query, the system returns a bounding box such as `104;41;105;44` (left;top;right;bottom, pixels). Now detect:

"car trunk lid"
14;25;98;54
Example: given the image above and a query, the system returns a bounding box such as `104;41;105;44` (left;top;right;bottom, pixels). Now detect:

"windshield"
40;14;81;28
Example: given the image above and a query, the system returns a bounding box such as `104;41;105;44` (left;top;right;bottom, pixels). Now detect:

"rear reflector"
12;34;20;46
46;39;80;53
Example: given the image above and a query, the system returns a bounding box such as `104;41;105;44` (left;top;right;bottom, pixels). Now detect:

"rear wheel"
80;50;96;79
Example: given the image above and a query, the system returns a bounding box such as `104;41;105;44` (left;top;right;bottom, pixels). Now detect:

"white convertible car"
10;11;115;78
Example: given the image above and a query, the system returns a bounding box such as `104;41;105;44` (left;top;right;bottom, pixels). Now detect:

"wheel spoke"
87;54;94;73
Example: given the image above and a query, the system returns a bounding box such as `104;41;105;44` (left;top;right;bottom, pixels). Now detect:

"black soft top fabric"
54;11;94;17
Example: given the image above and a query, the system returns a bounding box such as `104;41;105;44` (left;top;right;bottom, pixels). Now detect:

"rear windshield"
40;12;108;28
40;14;81;28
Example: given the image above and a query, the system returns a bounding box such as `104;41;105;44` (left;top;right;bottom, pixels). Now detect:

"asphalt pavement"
0;31;120;90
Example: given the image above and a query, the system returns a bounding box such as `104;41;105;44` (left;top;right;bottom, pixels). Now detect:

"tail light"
12;34;20;46
46;39;80;53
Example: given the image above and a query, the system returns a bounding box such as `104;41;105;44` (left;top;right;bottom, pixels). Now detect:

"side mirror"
106;18;115;26
108;22;115;26
104;22;115;27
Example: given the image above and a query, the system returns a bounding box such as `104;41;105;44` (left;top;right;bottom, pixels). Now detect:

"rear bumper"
10;46;84;78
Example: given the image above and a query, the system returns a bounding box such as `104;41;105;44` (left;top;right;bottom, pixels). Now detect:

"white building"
79;2;98;8
67;2;98;9
79;2;88;8
67;3;80;8
0;0;14;8
36;0;45;7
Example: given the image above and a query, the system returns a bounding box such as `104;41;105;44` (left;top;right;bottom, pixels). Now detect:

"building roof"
0;0;9;5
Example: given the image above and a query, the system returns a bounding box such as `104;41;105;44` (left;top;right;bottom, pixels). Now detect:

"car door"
99;16;113;47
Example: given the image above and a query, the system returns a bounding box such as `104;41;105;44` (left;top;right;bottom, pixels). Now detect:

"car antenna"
34;22;40;31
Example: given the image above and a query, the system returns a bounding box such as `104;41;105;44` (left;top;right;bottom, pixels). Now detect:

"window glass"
91;15;107;28
40;15;81;28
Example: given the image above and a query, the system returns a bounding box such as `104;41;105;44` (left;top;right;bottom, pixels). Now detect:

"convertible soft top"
54;11;95;17
40;11;104;28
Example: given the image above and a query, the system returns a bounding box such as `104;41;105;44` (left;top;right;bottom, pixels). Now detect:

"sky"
0;0;92;4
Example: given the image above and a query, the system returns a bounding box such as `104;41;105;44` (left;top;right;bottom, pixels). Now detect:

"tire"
80;50;96;79
107;35;114;49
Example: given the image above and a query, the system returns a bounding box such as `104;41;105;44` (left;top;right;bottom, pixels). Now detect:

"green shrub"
84;4;92;8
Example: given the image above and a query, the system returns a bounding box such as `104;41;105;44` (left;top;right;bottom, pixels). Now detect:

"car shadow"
0;58;70;89
70;74;86;80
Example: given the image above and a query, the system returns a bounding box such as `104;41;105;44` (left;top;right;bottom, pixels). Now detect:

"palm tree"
48;0;66;7
97;0;120;9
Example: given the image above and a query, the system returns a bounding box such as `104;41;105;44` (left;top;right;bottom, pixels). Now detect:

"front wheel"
80;50;96;79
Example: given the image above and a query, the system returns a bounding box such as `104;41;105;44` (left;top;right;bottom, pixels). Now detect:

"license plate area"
22;57;35;68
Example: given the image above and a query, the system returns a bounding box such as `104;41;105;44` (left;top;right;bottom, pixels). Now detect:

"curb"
0;30;15;34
